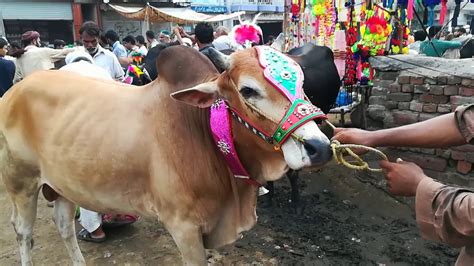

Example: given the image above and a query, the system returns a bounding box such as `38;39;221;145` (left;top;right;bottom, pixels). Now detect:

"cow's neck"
209;99;287;185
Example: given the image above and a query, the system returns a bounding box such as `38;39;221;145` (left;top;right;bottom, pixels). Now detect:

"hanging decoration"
439;0;448;24
284;0;447;95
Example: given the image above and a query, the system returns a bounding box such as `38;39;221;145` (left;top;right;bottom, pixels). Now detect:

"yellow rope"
325;121;388;172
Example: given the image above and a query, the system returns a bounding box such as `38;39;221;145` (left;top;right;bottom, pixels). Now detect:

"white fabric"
149;39;159;48
79;208;102;233
60;61;113;80
13;46;76;82
138;45;148;56
84;46;124;80
213;35;239;51
108;4;245;24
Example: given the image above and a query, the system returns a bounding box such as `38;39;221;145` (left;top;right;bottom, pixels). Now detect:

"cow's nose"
303;138;333;164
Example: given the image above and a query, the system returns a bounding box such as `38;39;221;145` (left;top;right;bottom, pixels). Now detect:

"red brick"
422;103;437;113
398;75;410;84
452;145;474;152
402;84;414;93
388;83;401;93
429;85;444;95
409;101;423;112
410;76;424;85
457;161;472;174
388;93;412;102
451;150;466;160
459;87;474;97
437;104;452;113
444;85;459;96
419;94;449;104
393;111;419;125
419;113;438;121
404;154;447;172
450;96;472;105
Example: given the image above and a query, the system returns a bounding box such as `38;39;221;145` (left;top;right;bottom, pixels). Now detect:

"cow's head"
171;47;332;180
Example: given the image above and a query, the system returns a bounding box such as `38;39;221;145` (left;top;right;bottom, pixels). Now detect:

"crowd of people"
0;21;254;97
0;19;473;264
408;25;473;58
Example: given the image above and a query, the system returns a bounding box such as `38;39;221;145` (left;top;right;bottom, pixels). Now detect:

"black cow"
460;38;474;59
266;44;341;213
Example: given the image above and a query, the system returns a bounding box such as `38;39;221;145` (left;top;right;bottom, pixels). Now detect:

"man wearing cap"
10;30;75;82
0;37;15;96
159;30;171;44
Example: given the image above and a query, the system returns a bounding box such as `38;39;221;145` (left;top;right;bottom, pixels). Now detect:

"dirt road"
0;162;457;265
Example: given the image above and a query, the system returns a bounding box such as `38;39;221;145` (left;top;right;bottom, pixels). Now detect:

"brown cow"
0;46;332;265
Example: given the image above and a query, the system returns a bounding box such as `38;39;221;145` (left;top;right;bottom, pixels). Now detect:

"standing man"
146;30;159;49
194;22;227;72
104;30;128;67
75;21;129;242
213;26;238;52
10;30;75;82
81;22;124;81
0;38;15;96
135;35;148;55
159;30;171;44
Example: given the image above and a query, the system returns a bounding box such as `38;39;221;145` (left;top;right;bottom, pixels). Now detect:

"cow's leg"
288;170;304;214
167;221;206;265
8;187;40;266
262;181;275;207
53;196;85;265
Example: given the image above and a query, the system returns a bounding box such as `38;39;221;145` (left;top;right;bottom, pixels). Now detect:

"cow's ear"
170;81;219;108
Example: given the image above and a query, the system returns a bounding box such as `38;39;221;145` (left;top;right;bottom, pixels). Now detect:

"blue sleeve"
114;47;128;58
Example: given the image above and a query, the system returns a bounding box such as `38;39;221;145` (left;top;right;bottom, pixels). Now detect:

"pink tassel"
439;0;447;24
407;0;414;20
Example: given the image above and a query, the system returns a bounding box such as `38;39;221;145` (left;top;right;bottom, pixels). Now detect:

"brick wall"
368;56;474;185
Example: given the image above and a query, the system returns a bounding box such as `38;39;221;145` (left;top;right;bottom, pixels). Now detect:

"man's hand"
332;128;373;146
332;128;374;155
380;159;428;197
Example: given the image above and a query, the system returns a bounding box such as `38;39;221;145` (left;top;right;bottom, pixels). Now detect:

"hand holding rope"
325;121;388;172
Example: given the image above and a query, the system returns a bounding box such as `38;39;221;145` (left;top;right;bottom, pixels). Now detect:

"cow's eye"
239;86;259;98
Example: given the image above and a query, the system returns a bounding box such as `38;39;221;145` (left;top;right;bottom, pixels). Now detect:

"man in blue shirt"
104;30;128;67
420;26;462;57
0;38;15;96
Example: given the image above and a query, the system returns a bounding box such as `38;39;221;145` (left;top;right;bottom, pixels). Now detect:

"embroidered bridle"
210;46;327;186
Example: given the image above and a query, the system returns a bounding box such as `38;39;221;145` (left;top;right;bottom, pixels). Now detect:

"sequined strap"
210;99;261;187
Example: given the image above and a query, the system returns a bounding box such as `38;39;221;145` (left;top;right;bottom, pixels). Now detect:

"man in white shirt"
80;22;124;81
11;31;76;82
136;35;148;56
213;26;239;52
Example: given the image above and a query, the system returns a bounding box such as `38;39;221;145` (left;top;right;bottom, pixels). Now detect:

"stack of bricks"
367;70;473;184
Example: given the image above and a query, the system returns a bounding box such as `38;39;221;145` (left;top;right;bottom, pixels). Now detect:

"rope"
325;121;388;172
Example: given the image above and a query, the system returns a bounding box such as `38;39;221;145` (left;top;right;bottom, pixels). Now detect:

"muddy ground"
0;162;458;265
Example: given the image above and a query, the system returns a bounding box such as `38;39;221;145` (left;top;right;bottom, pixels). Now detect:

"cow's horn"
207;47;230;72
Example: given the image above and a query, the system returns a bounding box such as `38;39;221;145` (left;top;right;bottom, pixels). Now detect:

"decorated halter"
255;46;327;145
209;46;327;186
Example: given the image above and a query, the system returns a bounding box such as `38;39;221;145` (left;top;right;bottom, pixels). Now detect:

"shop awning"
108;3;245;24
